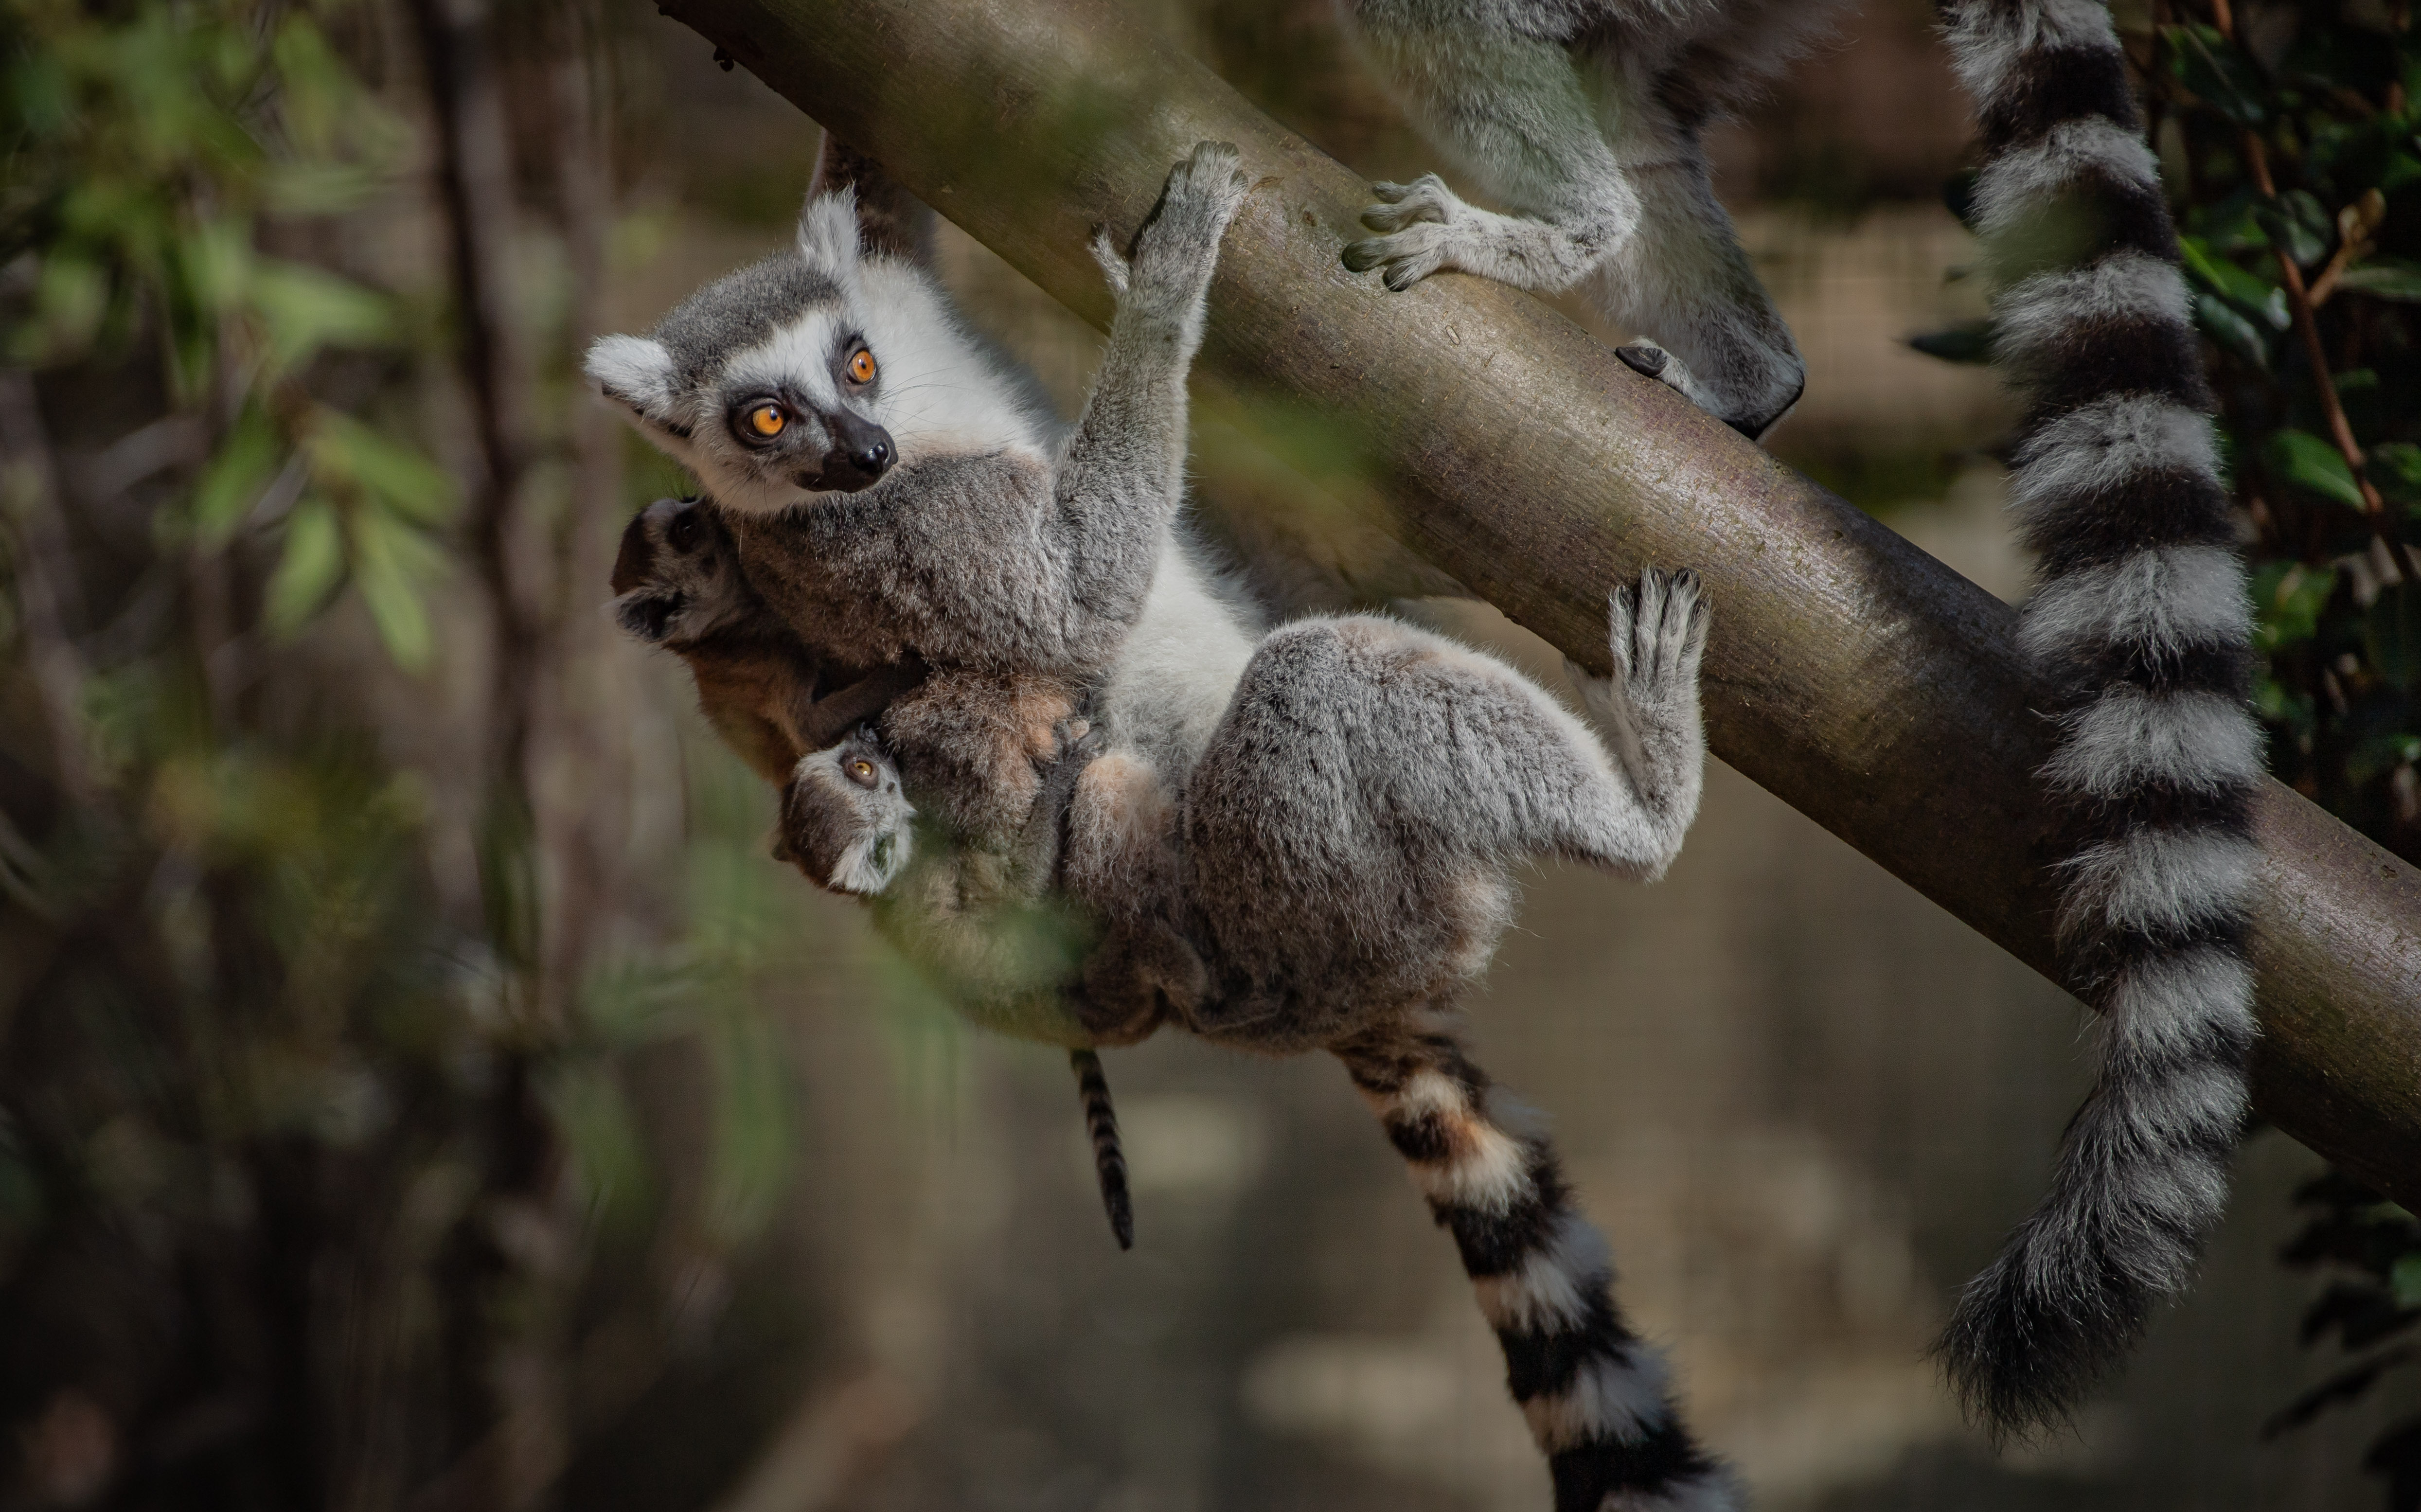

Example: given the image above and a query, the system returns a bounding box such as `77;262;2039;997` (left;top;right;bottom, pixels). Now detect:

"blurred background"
5;0;2419;1508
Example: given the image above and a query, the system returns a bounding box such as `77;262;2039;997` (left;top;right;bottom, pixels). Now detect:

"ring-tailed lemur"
1337;0;2260;1438
593;141;1737;1507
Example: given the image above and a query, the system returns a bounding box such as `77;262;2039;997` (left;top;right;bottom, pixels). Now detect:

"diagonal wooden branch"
653;0;2421;1204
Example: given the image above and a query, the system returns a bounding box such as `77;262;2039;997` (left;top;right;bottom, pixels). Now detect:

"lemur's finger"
1655;569;1699;673
1089;227;1131;295
1632;567;1666;679
1603;586;1636;682
1680;578;1712;674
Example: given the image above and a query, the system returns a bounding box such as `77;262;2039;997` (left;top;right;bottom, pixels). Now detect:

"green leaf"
703;1003;792;1246
262;163;381;218
2371;444;2421;509
303;409;456;526
2165;24;2268;126
2267;428;2368;509
545;1062;654;1229
2194;290;2274;369
2395;1252;2421;1310
2181;236;2291;328
191;407;284;546
2368;584;2421;690
2254;190;2331;268
2252;561;2339;653
248;260;392;374
1906;320;1995;364
264;498;345;634
178;217;252;313
348;509;438;673
2383;153;2421;194
2188;187;2269;253
2335;258;2421;302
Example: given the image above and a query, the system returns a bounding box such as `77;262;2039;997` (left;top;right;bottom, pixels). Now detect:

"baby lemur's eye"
746;402;786;438
846;348;877;385
848;758;877;787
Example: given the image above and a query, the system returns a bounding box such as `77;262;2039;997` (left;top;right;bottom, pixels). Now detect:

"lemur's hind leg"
1179;569;1709;1050
1335;7;1803;437
1332;1014;1740;1512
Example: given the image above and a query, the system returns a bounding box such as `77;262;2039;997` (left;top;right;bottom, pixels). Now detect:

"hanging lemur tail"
1070;1050;1134;1250
1937;0;2262;1437
1334;1019;1738;1512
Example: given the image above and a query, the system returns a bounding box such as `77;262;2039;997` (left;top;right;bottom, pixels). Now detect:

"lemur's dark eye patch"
745;402;787;438
847;348;877;385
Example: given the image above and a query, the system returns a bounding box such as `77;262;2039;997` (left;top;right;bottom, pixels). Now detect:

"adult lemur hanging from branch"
595;141;1739;1510
1336;0;2259;1437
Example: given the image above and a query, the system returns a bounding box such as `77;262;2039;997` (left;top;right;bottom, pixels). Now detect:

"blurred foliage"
2269;1172;2421;1511
0;0;872;1504
1919;0;2421;1499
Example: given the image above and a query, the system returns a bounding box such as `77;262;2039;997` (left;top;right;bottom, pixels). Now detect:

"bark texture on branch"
653;0;2421;1202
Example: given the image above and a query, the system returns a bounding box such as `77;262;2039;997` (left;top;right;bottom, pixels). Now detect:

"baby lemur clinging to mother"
596;140;1733;1509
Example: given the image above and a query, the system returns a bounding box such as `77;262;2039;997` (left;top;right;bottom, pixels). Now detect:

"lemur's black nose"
805;411;895;492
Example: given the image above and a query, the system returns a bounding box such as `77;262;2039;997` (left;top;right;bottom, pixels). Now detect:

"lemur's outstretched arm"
1335;2;1805;438
1039;141;1253;637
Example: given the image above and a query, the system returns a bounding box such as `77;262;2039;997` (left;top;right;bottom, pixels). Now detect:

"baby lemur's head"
778;726;915;896
610;496;759;646
584;186;1050;517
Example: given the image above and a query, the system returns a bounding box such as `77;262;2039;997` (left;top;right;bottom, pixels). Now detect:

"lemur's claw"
1089;227;1131;295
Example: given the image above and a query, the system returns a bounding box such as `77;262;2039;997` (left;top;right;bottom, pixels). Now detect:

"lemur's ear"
585;335;682;430
797;186;862;278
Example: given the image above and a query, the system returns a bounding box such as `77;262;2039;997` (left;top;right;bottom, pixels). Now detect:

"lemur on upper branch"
1335;0;2261;1441
593;140;1738;1510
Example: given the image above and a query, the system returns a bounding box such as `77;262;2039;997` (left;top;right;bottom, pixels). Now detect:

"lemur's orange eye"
847;348;877;384
849;759;876;786
748;403;786;437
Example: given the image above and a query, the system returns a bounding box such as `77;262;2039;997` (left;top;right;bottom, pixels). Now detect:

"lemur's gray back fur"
1933;0;2261;1438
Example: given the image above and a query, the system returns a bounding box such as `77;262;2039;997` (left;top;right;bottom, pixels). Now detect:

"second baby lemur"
597;142;1734;1509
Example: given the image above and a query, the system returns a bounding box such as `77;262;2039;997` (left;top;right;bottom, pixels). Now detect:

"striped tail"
1335;1019;1737;1512
1070;1049;1134;1250
1938;0;2263;1436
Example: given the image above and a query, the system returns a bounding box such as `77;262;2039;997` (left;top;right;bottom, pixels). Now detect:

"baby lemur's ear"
797;185;863;280
584;335;684;433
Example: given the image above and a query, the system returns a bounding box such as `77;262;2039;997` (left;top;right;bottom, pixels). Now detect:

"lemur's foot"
1570;566;1710;736
1342;174;1477;290
1096;141;1250;307
778;726;917;896
1614;342;1718;420
1616;341;1804;442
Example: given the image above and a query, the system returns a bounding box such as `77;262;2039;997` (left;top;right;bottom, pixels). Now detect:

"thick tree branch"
653;0;2421;1204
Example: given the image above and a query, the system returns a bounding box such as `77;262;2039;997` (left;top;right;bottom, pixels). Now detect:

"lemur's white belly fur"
1099;535;1260;782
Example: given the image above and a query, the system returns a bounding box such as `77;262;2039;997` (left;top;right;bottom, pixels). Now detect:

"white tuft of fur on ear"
585;335;679;423
798;187;863;279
